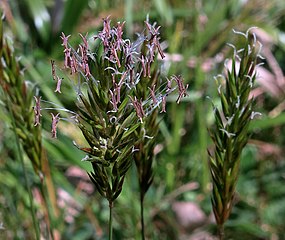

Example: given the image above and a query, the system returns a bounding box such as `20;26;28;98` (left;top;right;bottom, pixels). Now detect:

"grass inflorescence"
208;28;263;239
35;16;187;239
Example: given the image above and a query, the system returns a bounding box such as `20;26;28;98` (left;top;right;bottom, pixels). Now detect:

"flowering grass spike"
208;28;262;239
35;17;188;239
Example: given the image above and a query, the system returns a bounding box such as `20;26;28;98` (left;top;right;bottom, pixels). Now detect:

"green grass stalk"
218;224;225;240
140;192;145;240
109;201;113;240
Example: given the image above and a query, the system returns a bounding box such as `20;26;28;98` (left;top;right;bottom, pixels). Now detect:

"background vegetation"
1;0;285;239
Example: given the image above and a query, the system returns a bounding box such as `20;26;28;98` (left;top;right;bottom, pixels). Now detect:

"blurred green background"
1;0;285;239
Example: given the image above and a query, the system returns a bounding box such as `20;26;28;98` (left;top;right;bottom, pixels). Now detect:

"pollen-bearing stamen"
51;113;60;138
51;60;56;81
172;75;188;104
129;96;145;122
55;76;63;93
33;96;42;126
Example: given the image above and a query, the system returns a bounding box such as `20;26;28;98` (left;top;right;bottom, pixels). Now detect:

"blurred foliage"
1;0;285;239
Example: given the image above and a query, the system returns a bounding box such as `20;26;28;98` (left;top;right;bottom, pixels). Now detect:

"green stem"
7;102;40;240
109;201;113;240
140;193;145;240
218;224;225;240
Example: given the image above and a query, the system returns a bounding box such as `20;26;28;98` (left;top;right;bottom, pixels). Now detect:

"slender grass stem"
109;201;113;240
140;193;145;240
6;100;40;240
218;224;225;240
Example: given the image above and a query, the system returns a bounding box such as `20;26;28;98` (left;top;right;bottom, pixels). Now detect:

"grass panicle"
0;17;42;179
208;28;263;239
0;14;42;239
43;17;187;240
0;14;60;239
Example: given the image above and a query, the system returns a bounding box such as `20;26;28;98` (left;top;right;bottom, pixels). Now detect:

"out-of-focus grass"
1;0;285;239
